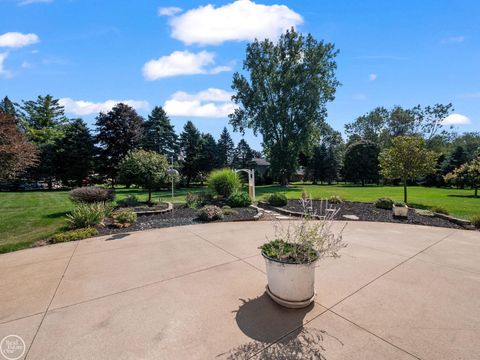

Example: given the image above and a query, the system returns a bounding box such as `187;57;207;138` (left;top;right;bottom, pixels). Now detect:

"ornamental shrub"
69;186;115;203
197;205;224;222
185;192;201;209
113;209;137;225
374;198;394;210
117;195;140;207
471;215;480;228
227;192;252;208
50;228;98;243
66;202;111;229
328;195;343;204
207;169;241;197
266;193;288;206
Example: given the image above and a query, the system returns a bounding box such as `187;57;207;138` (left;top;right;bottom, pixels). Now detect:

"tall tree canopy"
0;112;38;180
142;106;178;156
379;136;437;203
343;140;380;186
233;139;254;169
230;28;339;185
444;156;480;197
197;133;218;183
217;127;235;168
179;121;201;186
54;119;95;187
95;103;144;183
0;96;17;117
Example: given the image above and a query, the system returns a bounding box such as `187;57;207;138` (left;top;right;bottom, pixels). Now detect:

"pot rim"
261;251;318;266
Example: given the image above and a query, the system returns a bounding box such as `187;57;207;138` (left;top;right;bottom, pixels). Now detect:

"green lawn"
0;184;478;253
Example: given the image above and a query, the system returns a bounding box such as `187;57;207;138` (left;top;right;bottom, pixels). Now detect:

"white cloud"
352;93;367;101
0;32;40;48
441;36;465;44
458;92;480;99
142;50;231;80
59;98;150;116
369;73;377;81
0;52;12;78
18;0;53;5
168;0;303;45
164;88;236;118
21;61;31;69
158;6;182;16
442;113;471;125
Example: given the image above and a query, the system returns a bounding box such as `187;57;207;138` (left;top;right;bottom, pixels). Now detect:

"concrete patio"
0;221;479;359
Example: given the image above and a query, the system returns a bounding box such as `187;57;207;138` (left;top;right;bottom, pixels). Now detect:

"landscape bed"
97;204;258;236
259;200;471;230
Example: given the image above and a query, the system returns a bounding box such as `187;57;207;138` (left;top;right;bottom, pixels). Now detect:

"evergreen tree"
442;146;468;175
142;106;178;156
95;103;144;184
55;119;95;187
343;140;380;186
233;139;254;169
179;121;201;186
197;133;218;184
0;96;17;117
217;127;235;167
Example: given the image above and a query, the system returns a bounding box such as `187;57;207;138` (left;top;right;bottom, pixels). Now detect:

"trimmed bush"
222;208;239;216
374;197;394;210
66;203;110;229
69;186;115;203
197;205;224;222
117;195;140;207
328;195;343;204
471;215;480;229
266;193;288;206
227;192;252;208
50;228;98;243
207;169;241;197
430;206;449;215
113;209;137;225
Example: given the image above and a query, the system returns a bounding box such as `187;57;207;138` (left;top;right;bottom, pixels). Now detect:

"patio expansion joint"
24;239;80;360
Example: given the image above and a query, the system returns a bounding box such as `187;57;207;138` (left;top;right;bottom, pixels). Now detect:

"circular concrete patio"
0;221;478;359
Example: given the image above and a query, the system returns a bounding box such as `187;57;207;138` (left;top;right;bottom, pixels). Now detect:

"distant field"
0;184;478;253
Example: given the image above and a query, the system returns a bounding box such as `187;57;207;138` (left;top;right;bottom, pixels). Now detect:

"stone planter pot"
262;252;316;309
393;204;408;217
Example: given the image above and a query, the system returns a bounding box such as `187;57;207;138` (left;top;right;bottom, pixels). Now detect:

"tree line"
0;95;259;189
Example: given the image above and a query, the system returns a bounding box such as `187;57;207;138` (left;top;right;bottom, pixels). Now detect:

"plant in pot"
259;198;347;308
392;201;408;217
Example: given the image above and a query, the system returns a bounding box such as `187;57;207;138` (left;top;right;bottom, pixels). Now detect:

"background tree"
345;107;390;147
0;96;17;117
19;95;68;188
197;133;218;184
230;28;339;185
217;127;235;168
379;136;437;203
441;146;468;175
444;156;480;197
95;103;144;185
54;119;95;187
142;106;178;156
232;139;254;169
118;149;169;203
179;121;201;187
343;140;380;186
0;112;37;180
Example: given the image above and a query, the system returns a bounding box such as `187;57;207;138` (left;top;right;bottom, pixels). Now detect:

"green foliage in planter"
260;239;318;264
113;209;137;225
66;202;112;229
394;201;406;207
328;195;343;204
69;186;115;204
117;195;140;207
227;192;252;208
266;193;288;206
207;168;241;197
197;205;224;222
430;206;449;215
374;197;394;210
50;228;98;243
471;215;480;228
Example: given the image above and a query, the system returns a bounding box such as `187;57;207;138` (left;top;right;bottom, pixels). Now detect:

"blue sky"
1;0;479;150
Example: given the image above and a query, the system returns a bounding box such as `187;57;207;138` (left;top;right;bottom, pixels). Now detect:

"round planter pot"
393;205;408;217
262;252;317;309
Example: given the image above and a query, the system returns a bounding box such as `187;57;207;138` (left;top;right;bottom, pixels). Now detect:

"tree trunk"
48;177;53;190
361;179;365;187
280;174;289;186
403;179;408;203
148;189;152;203
475;186;478;197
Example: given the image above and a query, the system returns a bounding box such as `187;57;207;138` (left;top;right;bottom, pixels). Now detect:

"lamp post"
167;155;179;199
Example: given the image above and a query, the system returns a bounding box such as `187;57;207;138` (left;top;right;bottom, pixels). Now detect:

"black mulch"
266;200;466;230
97;204;258;236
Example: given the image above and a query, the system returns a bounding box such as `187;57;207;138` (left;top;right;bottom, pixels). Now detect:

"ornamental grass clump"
260;197;347;264
66;202;113;229
207;169;241;197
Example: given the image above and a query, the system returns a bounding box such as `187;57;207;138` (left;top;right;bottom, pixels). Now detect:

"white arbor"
234;168;255;201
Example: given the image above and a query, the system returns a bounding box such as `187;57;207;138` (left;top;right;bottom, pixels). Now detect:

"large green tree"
179;121;201;186
119;149;169;203
0;96;17;117
233;139;254;169
95;103;144;184
54;119;95;187
345;107;390;147
217;127;235;168
142;106;178;156
230;28;339;185
444;156;480;197
379;136;437;203
197;133;218;184
343;140;380;186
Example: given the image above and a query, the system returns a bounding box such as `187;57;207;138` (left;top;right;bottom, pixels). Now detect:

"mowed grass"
0;184;478;253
